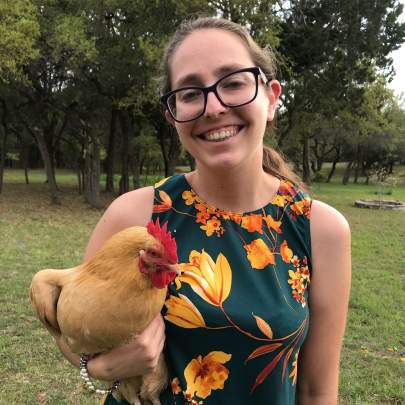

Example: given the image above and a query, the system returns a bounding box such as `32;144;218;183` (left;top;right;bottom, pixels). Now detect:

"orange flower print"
279;180;298;197
263;214;282;234
229;212;243;225
200;216;222;237
244;239;275;270
289;352;299;385
280;240;294;263
241;214;263;234
171;377;182;395
153;190;172;213
182;190;198;205
196;211;210;225
290;198;311;219
291;255;300;268
184;351;232;399
288;267;310;307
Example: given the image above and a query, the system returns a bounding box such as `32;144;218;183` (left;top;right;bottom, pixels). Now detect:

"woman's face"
166;28;281;172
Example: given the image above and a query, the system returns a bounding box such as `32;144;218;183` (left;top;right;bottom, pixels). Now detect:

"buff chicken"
29;219;179;405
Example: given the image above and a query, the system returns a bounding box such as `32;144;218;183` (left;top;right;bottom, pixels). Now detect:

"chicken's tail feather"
29;268;76;337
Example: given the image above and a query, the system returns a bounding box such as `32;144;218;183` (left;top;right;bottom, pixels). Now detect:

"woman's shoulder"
83;186;155;260
310;199;351;246
107;186;155;227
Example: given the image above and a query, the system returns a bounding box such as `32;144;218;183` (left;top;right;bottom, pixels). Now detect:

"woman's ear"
266;80;282;123
165;110;176;126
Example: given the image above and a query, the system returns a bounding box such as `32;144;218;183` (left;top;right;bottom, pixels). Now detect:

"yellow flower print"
288;267;310;307
171;377;182;395
271;194;288;207
200;216;222;237
280;240;294;263
184;351;232;399
179;250;232;306
289;352;299;385
263;214;282;234
154;177;170;188
165;294;206;328
241;214;263;234
182;190;198;205
244;239;275;270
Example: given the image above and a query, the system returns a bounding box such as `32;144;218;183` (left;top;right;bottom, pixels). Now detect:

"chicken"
29;218;179;405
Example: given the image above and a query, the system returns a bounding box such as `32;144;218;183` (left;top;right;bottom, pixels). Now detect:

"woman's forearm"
54;335;109;381
298;392;337;405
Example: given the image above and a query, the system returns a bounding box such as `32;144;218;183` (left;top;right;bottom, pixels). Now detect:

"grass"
1;168;404;404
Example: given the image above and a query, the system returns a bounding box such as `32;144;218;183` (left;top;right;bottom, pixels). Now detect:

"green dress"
104;173;312;405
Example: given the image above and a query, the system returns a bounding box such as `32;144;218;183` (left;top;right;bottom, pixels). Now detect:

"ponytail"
262;146;305;190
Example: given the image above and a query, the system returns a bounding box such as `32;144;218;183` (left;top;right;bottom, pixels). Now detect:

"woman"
56;17;351;405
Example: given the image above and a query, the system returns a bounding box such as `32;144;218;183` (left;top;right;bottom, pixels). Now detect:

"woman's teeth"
202;127;239;142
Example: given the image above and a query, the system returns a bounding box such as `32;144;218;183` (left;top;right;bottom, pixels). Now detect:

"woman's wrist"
87;354;111;381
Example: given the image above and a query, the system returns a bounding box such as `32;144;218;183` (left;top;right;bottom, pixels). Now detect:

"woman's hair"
161;16;302;186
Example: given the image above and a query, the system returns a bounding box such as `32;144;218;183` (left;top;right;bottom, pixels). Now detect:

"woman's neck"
186;163;280;213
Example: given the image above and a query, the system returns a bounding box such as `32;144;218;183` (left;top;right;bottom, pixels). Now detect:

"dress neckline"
181;173;284;216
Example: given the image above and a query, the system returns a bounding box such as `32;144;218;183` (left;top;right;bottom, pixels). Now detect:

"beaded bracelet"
79;356;120;395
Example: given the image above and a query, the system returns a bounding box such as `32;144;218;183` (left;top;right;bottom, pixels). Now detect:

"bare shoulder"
105;186;155;228
309;199;351;284
83;186;155;260
310;199;351;244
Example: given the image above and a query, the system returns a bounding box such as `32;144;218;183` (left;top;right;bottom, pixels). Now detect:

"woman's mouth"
198;125;241;142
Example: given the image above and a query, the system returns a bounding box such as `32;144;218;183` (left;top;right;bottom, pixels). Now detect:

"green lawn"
0;169;404;404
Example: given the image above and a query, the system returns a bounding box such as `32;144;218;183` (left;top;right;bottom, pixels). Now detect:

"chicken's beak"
168;263;181;275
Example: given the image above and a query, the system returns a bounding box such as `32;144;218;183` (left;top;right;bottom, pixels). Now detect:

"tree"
277;0;405;183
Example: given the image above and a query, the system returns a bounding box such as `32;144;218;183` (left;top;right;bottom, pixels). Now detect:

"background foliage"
0;0;404;205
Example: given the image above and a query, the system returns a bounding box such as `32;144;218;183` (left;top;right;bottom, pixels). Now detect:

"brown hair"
161;16;302;186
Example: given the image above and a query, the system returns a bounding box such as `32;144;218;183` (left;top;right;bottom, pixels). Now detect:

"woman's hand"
87;314;166;381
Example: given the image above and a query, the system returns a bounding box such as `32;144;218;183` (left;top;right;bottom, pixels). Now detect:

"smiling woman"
45;16;351;405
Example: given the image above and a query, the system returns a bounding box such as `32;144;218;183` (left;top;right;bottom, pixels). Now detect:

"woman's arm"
54;186;166;381
297;200;351;405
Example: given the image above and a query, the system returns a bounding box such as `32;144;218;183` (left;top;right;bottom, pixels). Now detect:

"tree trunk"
118;110;130;195
158;126;181;177
105;107;118;193
83;132;102;208
326;148;340;183
0;99;8;193
33;130;60;204
0;129;7;193
302;135;311;184
77;168;82;194
342;161;354;185
131;154;141;190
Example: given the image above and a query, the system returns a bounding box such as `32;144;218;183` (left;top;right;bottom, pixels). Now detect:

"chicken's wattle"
150;270;176;289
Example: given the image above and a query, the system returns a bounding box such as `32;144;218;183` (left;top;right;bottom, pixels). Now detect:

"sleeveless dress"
103;173;312;405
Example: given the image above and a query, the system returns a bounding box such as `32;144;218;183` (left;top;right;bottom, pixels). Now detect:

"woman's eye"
222;80;245;89
179;90;201;102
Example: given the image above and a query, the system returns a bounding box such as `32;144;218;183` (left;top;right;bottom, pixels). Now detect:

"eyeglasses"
161;66;269;123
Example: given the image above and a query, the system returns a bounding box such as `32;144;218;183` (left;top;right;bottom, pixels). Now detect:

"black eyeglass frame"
160;66;270;123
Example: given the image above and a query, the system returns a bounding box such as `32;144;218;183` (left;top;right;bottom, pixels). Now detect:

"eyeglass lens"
167;70;258;122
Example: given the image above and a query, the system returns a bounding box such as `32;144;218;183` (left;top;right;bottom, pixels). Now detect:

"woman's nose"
204;91;228;117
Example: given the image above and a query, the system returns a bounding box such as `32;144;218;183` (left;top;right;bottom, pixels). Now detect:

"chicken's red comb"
146;218;178;264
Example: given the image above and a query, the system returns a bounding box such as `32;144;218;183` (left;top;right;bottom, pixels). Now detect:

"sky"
389;0;405;98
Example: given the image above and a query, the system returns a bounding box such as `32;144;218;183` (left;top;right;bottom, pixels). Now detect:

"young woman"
55;17;351;405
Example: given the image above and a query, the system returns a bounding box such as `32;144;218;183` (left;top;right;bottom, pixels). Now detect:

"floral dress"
104;173;312;405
